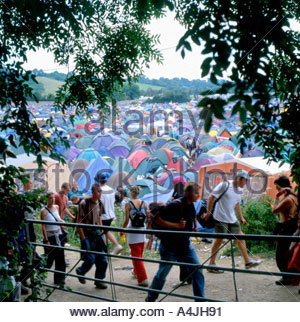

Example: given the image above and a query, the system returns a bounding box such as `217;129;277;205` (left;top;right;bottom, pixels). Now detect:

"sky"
23;12;300;80
23;12;204;80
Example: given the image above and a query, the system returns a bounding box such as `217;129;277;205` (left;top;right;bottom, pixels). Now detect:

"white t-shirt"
100;185;116;220
211;181;243;224
126;200;146;245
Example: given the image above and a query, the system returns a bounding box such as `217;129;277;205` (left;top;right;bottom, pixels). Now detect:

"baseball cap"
94;173;107;184
236;170;249;180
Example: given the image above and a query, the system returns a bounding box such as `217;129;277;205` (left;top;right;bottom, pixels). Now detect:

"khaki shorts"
214;220;241;234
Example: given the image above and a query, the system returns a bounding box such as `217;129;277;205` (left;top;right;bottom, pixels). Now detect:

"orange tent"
198;157;293;201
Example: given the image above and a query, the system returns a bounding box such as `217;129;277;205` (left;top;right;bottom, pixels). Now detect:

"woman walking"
41;191;66;285
121;186;149;287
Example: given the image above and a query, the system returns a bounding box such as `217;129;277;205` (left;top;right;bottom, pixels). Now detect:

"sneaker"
54;280;65;287
95;282;108;289
112;244;123;255
131;270;137;279
138;279;149;287
207;263;224;274
65;259;70;267
172;281;191;288
145;297;154;302
245;259;262;269
21;284;30;295
202;238;213;244
275;278;292;286
76;268;86;284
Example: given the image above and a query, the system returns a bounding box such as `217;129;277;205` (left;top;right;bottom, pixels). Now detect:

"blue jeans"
196;221;214;233
77;231;107;283
147;242;205;302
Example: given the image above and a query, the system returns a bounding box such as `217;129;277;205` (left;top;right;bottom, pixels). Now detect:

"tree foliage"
1;0;300;301
0;0;162;300
132;0;300;182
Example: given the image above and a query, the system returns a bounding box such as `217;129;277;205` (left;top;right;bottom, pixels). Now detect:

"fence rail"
26;219;300;302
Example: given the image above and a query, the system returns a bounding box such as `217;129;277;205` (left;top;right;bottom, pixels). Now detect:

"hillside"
136;83;164;91
36;76;64;95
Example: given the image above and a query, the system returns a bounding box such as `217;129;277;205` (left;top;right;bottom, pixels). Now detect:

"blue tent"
77;148;101;162
146;157;164;174
112;157;136;176
97;147;116;160
141;189;174;204
135;158;150;176
130;179;171;198
77;155;114;193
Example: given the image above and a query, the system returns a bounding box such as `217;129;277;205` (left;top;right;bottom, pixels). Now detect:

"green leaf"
181;49;185;59
204;111;213;133
183;41;192;51
201;57;212;77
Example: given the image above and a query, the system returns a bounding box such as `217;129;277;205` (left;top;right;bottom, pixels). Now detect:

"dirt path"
34;242;300;302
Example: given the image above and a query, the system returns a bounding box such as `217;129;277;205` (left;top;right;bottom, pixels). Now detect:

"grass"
34;206;160;259
136;82;164;91
36;76;64;96
112;206;160;259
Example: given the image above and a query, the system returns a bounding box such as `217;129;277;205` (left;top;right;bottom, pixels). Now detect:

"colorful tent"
151;137;168;150
242;147;265;158
207;147;232;155
127;150;149;169
191;158;217;170
201;142;217;152
146;157;165;174
112;157;135;175
75;136;93;149
77;148;101;163
96;147;116;160
106;171;136;188
67;146;81;161
103;156;115;166
77;155;114;193
108;141;130;158
91;134;121;149
152;149;169;165
130;179;170;198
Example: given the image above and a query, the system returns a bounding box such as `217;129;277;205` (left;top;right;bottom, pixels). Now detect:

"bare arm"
155;216;186;229
235;203;246;225
272;198;292;214
193;217;198;232
77;203;85;241
121;203;130;232
64;204;75;220
40;208;49;244
203;195;215;220
207;195;215;214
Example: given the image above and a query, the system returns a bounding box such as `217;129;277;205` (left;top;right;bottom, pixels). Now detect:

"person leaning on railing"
272;176;298;286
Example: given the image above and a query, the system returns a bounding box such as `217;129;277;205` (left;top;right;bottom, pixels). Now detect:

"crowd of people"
4;170;300;302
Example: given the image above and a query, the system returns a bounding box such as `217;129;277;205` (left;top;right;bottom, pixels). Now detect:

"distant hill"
36;76;64;95
28;69;225;101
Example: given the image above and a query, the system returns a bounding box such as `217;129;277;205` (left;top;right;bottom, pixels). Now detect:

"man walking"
95;174;123;255
76;183;108;289
145;182;205;302
204;170;262;272
54;182;75;221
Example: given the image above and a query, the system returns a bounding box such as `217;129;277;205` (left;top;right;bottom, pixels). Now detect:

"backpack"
197;182;230;229
129;201;147;228
148;199;182;238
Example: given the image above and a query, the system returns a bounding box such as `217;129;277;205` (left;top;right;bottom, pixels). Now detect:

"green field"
36;76;64;95
136;82;164;91
35;76;163;97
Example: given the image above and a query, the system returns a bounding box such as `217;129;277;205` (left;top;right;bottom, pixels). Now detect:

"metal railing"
26;219;300;302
